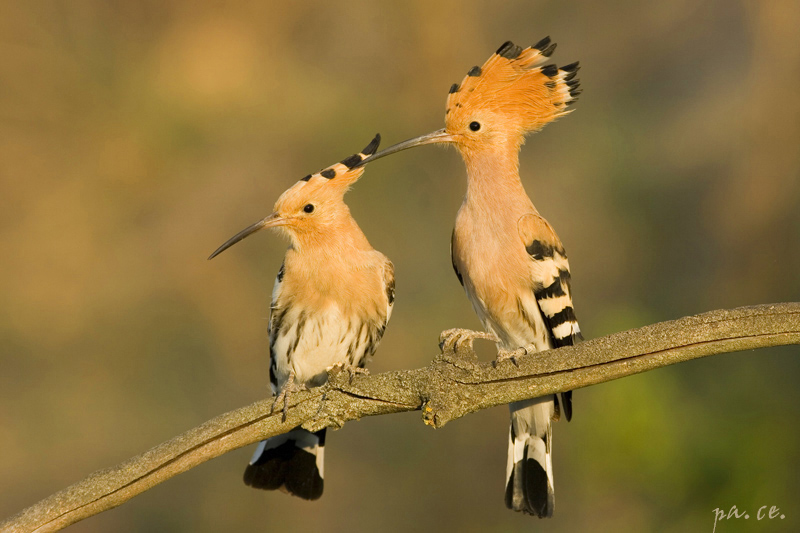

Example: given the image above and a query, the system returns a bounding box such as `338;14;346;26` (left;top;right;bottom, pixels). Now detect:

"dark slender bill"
208;215;277;259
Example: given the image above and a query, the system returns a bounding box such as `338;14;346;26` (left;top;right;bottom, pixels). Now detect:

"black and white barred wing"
381;259;396;332
267;262;286;395
518;213;582;419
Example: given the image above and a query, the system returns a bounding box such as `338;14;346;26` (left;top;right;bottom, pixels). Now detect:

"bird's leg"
439;328;499;358
328;361;369;384
270;370;308;422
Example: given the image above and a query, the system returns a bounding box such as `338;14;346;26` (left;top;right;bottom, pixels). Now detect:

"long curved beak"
354;128;456;167
208;212;283;260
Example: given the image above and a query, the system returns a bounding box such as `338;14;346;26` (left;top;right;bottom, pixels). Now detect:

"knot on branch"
421;351;489;428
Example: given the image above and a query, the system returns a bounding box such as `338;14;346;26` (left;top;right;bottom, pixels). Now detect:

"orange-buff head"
208;134;381;259
362;38;580;163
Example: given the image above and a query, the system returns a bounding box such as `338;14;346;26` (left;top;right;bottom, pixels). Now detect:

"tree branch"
4;303;800;533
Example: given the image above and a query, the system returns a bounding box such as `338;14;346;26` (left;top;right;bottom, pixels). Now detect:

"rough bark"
3;303;800;533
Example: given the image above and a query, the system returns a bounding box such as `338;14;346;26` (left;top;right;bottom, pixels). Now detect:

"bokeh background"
2;1;799;532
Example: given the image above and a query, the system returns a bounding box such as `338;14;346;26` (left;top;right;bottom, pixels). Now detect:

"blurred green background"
2;1;799;532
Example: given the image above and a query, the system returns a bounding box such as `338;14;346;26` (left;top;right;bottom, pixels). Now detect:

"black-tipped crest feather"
561;61;580;73
340;154;362;168
541;64;558;78
539;43;557;57
362;133;381;155
496;40;523;59
532;36;551;51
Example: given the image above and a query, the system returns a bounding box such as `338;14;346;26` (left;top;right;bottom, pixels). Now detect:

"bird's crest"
277;133;381;211
445;37;580;136
271;133;381;222
298;134;381;189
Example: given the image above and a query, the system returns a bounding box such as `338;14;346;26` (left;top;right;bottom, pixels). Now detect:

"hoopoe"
366;38;581;517
209;135;395;500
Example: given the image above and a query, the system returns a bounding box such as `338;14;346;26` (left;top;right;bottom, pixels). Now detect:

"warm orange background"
2;2;799;531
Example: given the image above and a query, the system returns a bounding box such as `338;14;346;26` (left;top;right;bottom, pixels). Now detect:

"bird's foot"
439;328;498;359
494;345;532;368
328;361;369;384
270;371;308;422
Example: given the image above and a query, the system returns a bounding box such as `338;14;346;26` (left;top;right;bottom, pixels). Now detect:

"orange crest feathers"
445;37;580;136
274;133;381;215
298;133;381;189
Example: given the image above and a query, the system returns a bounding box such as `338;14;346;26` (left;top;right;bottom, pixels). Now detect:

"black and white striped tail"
244;428;325;500
505;397;555;517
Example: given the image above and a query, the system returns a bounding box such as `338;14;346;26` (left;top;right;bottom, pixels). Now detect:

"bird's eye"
303;204;315;213
469;121;481;131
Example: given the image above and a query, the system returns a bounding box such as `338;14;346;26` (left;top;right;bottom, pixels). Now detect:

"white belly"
272;303;369;387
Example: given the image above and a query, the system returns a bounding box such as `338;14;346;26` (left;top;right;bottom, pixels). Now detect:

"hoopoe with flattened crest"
366;38;582;517
209;135;394;500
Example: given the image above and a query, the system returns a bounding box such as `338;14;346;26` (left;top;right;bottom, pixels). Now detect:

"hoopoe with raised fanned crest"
209;135;395;500
366;38;582;517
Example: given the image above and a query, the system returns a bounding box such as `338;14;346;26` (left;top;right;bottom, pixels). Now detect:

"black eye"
469;121;481;131
303;204;315;213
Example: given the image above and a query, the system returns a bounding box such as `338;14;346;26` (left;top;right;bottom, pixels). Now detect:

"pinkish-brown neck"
460;144;534;213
